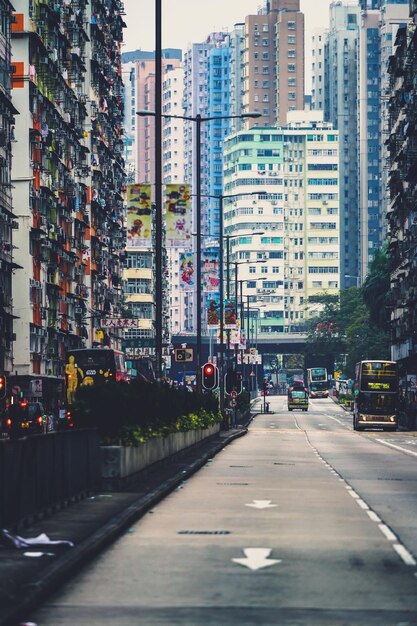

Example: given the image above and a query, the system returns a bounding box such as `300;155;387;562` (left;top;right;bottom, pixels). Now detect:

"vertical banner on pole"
179;251;195;290
224;299;237;329
202;253;219;292
126;184;152;248
207;296;220;327
165;184;191;247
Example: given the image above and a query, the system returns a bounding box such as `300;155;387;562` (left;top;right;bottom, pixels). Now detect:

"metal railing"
0;429;101;529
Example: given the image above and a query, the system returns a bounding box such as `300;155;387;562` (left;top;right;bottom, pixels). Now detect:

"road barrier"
0;430;101;529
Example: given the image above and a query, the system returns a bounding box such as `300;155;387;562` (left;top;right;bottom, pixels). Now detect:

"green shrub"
71;379;222;445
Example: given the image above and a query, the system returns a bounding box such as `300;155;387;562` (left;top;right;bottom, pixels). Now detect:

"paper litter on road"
0;529;74;550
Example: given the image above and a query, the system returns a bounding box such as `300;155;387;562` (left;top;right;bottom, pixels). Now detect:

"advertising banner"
202;253;219;292
224;299;237;329
207;297;220;327
126;184;152;248
179;251;195;290
165;184;191;247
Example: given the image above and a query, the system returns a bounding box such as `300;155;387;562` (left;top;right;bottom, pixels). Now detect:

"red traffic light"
0;374;6;399
202;363;218;390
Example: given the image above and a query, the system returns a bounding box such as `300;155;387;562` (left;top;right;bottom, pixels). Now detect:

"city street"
31;397;417;625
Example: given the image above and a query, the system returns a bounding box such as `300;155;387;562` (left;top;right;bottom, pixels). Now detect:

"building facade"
387;8;417;376
0;0;17;379
242;0;305;127
10;0;125;408
223;112;340;341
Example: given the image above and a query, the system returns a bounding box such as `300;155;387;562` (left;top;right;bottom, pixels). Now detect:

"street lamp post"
137;110;261;392
345;274;360;288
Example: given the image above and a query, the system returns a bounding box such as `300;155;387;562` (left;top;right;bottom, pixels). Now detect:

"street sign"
174;348;194;362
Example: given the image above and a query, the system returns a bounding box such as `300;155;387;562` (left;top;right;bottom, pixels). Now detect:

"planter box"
101;424;220;486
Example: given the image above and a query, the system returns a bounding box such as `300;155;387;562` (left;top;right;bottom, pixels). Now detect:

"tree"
362;246;391;332
304;282;390;379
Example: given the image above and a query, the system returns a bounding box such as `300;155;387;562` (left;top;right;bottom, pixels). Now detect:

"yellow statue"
65;355;84;404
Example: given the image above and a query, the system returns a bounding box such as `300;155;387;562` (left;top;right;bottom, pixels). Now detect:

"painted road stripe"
379;524;397;542
348;489;360;499
393;543;417;566
367;510;381;523
356;499;369;510
376;438;417;459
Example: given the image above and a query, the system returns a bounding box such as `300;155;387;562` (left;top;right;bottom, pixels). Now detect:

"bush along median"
71;379;222;446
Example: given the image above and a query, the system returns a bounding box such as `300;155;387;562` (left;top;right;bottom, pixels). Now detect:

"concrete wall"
101;424;220;480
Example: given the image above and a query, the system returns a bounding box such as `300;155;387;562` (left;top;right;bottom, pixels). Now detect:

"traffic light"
201;362;218;390
0;375;6;399
225;368;242;395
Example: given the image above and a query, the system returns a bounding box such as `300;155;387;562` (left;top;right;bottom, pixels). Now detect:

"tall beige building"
243;0;305;127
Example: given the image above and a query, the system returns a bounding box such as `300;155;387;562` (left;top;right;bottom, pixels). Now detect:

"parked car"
2;402;46;439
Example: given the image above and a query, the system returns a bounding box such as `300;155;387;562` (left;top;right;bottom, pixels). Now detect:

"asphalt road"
31;397;417;625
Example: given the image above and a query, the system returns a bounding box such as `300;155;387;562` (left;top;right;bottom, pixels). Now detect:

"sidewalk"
0;402;261;626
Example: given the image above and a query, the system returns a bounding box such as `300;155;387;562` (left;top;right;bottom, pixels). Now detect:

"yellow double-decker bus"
353;361;398;431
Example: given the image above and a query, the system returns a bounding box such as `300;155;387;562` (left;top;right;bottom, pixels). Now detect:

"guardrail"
0;429;101;529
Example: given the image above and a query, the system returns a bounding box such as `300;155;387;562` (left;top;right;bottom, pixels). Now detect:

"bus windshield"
289;390;308;399
309;368;327;382
360;361;398;393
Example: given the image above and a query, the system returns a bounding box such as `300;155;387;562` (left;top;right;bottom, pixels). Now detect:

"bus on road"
353;360;398;431
65;348;128;404
306;367;329;398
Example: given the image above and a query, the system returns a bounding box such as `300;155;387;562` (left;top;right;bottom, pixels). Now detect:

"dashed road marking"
379;524;397;542
393;544;416;566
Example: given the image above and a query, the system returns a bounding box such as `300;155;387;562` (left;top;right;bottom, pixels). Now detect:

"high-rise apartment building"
134;50;182;185
379;0;409;231
10;0;126;407
312;1;360;289
242;0;305;127
311;28;328;113
223;112;340;340
387;6;417;375
313;0;408;287
0;0;17;378
359;0;409;276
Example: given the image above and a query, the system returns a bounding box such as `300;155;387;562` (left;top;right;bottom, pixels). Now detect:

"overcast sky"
122;0;331;91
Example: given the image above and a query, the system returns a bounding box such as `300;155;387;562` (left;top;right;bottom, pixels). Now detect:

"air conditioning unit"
75;306;83;314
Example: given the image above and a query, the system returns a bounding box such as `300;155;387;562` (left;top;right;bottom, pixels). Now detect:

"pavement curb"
1;427;247;626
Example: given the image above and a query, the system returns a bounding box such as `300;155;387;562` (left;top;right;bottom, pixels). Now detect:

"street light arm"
137;110;262;122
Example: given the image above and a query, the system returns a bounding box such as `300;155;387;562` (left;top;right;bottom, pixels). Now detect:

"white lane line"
367;510;381;523
378;524;397;542
356;499;369;510
375;438;417;459
393;544;417;566
348;489;360;499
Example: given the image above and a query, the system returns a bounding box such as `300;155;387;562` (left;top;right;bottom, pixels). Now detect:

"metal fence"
0;429;101;529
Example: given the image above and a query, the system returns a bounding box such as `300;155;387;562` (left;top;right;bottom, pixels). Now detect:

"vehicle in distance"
288;388;309;411
2;401;46;438
353;360;398;431
307;367;329;398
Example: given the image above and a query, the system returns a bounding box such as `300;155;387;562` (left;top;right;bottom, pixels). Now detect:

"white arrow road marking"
232;548;282;571
245;500;278;509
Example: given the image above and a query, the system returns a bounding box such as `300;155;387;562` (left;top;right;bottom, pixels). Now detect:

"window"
288;21;296;30
288;64;296;72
